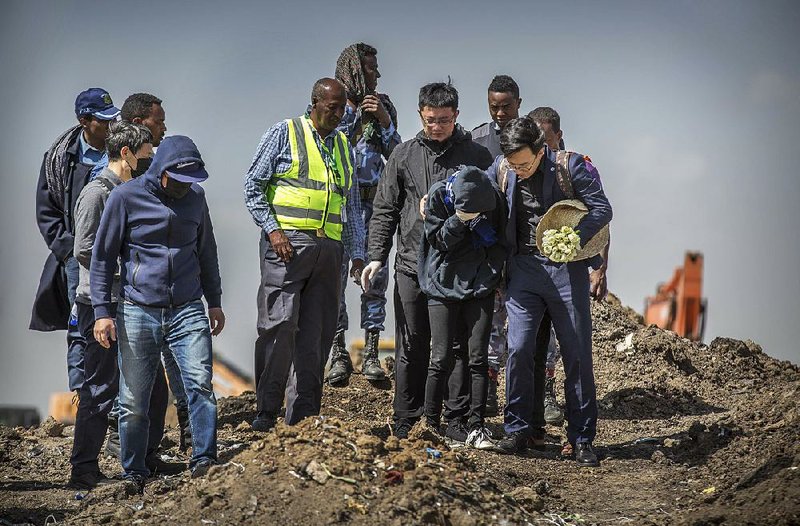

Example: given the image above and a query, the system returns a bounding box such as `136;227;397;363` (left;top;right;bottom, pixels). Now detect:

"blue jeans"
65;256;87;391
117;300;216;475
336;197;388;332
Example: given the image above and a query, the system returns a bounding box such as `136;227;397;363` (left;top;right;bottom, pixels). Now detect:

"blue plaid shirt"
336;105;401;187
244;115;366;260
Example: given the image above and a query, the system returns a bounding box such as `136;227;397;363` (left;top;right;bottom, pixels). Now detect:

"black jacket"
419;178;507;301
30;133;93;331
368;126;493;277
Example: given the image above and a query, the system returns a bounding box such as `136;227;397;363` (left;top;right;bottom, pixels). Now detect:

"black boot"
362;330;386;381
485;377;500;417
543;376;564;425
177;406;192;452
105;416;121;459
327;330;352;386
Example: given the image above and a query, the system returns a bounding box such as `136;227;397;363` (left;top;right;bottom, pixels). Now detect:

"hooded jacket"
368;125;493;277
90;138;221;319
418;169;507;301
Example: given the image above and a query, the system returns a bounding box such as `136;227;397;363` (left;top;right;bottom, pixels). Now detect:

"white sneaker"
466;427;501;451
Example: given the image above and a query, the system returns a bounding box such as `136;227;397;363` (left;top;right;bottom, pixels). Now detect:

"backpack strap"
95;176;115;194
554;150;575;199
497;158;510;193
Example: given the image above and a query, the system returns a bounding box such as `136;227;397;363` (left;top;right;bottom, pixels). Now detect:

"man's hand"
93;318;116;349
360;261;383;291
361;95;391;129
589;267;608;301
419;194;428;219
268;229;294;262
455;210;480;222
208;307;226;336
350;259;365;287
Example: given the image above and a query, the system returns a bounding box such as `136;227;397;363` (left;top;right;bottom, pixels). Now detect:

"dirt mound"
1;297;798;525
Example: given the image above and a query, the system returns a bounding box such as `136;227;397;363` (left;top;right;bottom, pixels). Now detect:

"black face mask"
130;157;152;178
162;177;192;199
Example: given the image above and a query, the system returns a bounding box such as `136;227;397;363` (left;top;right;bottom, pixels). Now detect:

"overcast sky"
1;0;798;416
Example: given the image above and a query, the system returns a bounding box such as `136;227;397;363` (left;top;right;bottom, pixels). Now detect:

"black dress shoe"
497;431;528;455
575;442;600;467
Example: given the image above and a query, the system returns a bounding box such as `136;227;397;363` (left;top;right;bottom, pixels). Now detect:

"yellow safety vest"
266;116;352;240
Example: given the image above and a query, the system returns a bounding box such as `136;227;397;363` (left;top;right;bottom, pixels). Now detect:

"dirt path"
1;299;798;525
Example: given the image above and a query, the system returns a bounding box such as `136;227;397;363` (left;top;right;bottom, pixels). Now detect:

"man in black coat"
362;81;493;440
31;88;119;393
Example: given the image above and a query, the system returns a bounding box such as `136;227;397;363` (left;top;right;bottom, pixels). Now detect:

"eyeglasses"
419;114;456;126
507;150;543;173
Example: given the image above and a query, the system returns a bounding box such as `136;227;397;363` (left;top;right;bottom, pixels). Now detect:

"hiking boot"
362;330;386;381
146;454;187;476
575;443;600;467
466;426;500;451
543;376;564;425
327;330;352;386
444;417;468;447
497;431;528;455
122;474;146;495
176;406;192;452
190;458;216;479
393;418;414;439
485;375;500;417
105;416;121;459
251;411;277;432
68;470;116;490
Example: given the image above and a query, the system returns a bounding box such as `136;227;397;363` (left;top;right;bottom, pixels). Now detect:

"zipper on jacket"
132;252;141;288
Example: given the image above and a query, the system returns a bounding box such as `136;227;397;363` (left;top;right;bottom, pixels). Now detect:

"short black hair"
528;106;561;133
418;80;459;110
106;121;152;160
121;93;162;122
499;116;546;156
488;75;520;99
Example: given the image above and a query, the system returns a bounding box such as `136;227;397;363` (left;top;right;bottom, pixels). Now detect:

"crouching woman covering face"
419;166;507;449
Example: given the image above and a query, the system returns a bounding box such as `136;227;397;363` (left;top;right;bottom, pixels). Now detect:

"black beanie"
451;166;497;213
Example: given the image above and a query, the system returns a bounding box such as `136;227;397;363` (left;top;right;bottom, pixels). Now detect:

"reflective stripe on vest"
267;117;352;240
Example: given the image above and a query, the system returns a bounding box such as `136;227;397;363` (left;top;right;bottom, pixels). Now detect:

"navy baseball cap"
74;88;121;120
157;135;210;183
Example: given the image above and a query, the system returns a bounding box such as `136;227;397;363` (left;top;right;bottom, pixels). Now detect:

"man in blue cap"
91;135;225;492
31;88;120;396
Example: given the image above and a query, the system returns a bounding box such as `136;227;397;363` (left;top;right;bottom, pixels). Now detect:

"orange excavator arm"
644;252;707;341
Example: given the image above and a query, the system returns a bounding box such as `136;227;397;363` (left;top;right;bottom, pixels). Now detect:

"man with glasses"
362;81;493;440
490;117;612;467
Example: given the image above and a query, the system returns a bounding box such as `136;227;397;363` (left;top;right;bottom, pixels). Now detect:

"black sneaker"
122;474;146;495
575;443;600;467
497;431;529;455
444;418;468;446
393;418;414;439
191;459;216;479
146;454;187;476
251;411;277;432
67;470;115;490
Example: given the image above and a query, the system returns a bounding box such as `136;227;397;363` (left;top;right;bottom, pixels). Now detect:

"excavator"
644;251;707;341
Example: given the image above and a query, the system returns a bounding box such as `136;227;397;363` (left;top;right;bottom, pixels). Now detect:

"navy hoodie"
90;137;221;319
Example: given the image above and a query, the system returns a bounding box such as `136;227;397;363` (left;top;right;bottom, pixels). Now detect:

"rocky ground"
1;296;798;525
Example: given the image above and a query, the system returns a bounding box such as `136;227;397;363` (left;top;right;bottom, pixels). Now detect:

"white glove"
455;210;480;222
360;261;383;291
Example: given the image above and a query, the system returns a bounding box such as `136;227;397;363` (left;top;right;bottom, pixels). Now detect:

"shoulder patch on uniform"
583;155;592;163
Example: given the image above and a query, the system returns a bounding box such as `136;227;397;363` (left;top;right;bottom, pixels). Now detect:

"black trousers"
425;295;494;430
530;311;552;430
393;272;468;422
70;302;168;475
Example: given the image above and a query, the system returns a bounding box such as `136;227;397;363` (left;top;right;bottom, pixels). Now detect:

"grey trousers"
254;230;343;425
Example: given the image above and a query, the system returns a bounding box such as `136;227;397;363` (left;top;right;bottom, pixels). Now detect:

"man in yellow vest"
244;78;366;430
